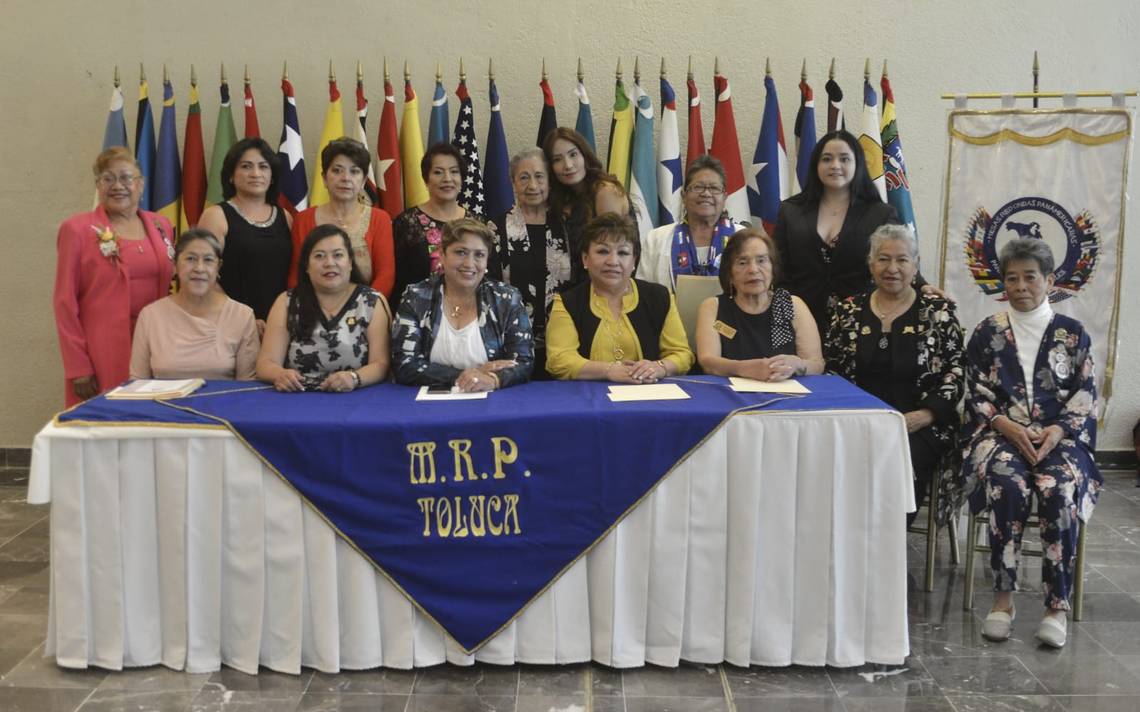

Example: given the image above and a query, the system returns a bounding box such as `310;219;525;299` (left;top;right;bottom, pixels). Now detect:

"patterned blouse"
391;206;489;311
285;285;385;383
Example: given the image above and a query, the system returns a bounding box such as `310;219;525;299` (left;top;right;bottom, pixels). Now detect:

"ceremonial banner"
940;109;1133;402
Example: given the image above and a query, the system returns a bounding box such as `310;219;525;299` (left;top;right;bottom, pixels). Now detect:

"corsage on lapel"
92;225;119;259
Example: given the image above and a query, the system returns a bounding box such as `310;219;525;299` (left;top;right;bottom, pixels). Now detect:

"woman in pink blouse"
130;229;259;381
53;147;175;405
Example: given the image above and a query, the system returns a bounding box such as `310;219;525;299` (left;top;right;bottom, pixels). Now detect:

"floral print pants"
980;434;1080;611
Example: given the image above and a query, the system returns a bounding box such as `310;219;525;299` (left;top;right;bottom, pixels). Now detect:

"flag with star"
451;79;486;217
859;78;887;201
134;73;157;211
710;71;749;224
607;74;634;188
685;73;706;170
154;76;182;233
400;78;429;208
309;76;345;208
629;80;658;234
537;76;557;147
376;74;403;216
880;72;917;235
355;75;379;206
574;78;596;152
428;76;450;148
657;74;682;225
181;79;207;227
825;75;845;133
206;78;236;207
484;77;514;219
243;79;260;138
747;75;789;234
275;76;308;215
793;76;817;192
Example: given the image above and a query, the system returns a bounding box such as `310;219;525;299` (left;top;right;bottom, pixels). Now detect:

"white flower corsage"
93;225;118;259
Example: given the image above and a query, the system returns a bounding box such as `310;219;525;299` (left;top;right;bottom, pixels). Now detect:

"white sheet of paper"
728;377;811;394
607;383;690;402
415;386;490;401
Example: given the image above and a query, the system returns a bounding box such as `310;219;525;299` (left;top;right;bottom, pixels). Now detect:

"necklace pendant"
878;335;889;350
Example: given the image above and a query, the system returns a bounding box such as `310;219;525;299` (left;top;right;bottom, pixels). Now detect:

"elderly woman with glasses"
962;237;1101;649
54;146;175;405
639;155;745;290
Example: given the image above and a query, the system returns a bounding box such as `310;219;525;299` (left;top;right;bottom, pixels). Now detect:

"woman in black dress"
694;228;824;381
198;137;293;334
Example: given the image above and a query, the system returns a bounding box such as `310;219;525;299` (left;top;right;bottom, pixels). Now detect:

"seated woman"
696;227;823;381
825;224;964;527
391;218;533;391
130;228;259;380
547;213;694;382
257;224;391;392
962;237;1100;648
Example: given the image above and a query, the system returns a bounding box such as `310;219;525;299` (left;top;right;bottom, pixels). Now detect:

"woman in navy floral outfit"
963;238;1101;648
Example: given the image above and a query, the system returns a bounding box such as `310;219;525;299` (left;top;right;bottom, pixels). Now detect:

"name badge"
713;320;737;339
903;325;916;334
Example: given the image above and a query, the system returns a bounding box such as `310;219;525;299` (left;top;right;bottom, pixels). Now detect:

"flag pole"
634;56;640;84
578;57;584;83
220;63;226;84
488;57;494;82
801;59;807;83
190;64;197;87
459;57;465;82
282;61;288;82
358;60;364;83
542;57;547;82
140;62;146;84
329;59;335;83
660;57;666;79
765;57;771;78
435;61;441;83
713;56;719;77
404;61;410;83
882;59;888;80
114;65;120;88
863;58;870;83
687;55;693;81
829;58;835;81
616;57;622;82
1032;51;1040;109
382;57;388;83
244;64;251;86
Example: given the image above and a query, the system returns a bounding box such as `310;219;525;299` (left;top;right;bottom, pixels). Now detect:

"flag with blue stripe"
574;80;596;152
276;77;308;214
154;78;182;232
747;75;789;234
134;77;157;211
484;79;514;219
793;78;817;192
428;78;450;148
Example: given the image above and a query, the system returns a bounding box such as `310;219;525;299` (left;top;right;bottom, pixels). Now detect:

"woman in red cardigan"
53;147;175;405
288;138;395;299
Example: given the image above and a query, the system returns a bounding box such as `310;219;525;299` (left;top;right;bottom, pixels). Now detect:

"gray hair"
999;237;1054;277
867;223;919;264
684;154;727;189
508;147;547;180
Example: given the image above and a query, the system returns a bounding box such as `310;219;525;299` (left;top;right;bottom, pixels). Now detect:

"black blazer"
772;196;900;329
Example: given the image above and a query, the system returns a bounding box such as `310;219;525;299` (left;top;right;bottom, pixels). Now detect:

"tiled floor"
0;466;1137;711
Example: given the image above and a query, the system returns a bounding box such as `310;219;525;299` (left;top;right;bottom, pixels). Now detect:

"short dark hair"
684;154;727;191
580;213;640;263
999;237;1055;277
175;227;223;261
288;224;365;341
420;142;466;182
718;228;780;294
320;137;371;174
442;218;495;254
796;130;883;208
221;137;282;204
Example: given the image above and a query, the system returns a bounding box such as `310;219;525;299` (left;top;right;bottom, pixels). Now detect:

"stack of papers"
728;377;810;394
106;379;204;400
415;386;490;401
607;383;690;402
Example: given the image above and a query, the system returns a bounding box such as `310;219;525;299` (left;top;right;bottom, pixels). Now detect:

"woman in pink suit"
53;147;175;405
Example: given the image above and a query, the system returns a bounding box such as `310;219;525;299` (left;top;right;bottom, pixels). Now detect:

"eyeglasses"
97;173;142;187
687;183;725;196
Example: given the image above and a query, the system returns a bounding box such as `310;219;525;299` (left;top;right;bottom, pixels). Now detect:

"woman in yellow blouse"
546;213;694;381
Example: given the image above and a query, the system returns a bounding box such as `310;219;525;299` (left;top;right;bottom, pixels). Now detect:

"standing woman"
543;127;630;284
640;155;744;290
54;147;175;405
392;143;483;311
198;137;293;332
773;130;903;329
489;147;571;377
289;138;395;299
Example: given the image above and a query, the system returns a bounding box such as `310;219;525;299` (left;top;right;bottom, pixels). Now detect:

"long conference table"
27;375;914;674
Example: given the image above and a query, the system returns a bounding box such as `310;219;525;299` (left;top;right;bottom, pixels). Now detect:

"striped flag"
181;79;207;227
428;76;450;148
825;76;845;133
276;77;308;215
685;73;706;170
537;76;557;147
452;79;485;217
880;72;917;234
574;78;596;152
793;76;817;192
484;78;514;219
747;75;790;234
355;75;379;206
657;74;682;225
206;79;237;207
400;78;429;208
629;81;658;233
859;78;887;201
710;72;749;225
243;80;260;138
309;77;345;208
606;74;634;188
134;74;157;211
154;77;182;232
376;74;403;216
102;82;128;151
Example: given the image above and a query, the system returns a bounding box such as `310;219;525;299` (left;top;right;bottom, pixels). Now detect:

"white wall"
4;0;1138;448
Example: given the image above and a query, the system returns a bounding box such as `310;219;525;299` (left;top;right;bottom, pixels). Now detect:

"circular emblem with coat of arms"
963;196;1099;302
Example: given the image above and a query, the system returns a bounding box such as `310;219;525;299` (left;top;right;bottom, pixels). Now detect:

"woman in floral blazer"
825;225;965;527
963;238;1100;649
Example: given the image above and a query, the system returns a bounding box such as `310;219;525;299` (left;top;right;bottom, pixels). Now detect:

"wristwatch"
350;370;362;389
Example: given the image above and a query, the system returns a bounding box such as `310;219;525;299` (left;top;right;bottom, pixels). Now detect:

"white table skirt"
28;409;914;672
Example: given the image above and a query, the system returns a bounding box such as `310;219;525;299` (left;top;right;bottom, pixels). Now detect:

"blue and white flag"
657;75;682;226
102;83;128;151
276;77;308;214
793;78;817;193
134;75;157;211
574;79;596;152
629;82;658;235
452;80;485;217
747;75;789;234
428;77;450;148
484;78;514;219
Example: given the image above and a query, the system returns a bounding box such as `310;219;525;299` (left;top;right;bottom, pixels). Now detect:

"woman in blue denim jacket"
391;218;534;391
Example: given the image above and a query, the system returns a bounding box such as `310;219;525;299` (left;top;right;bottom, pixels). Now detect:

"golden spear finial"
634;56;640;84
435;61;441;82
190;64;196;87
660;57;666;79
357;61;363;82
577;57;583;82
765;57;771;77
113;65;120;88
488;57;495;81
863;58;870;82
382;57;388;83
244;64;251;85
404;61;410;82
882;59;888;79
801;59;807;82
282;61;288;82
220;63;227;84
1033;50;1040;73
459;57;466;82
163;63;168;83
714;56;720;76
687;55;693;80
616;57;622;81
829;57;836;80
542;57;547;82
329;60;335;82
139;63;146;83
